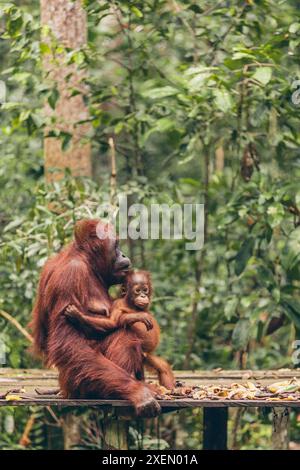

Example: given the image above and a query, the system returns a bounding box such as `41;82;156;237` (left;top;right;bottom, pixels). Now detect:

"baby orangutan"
64;271;175;389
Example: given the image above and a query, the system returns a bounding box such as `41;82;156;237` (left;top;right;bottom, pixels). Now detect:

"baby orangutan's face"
131;282;150;310
124;272;152;310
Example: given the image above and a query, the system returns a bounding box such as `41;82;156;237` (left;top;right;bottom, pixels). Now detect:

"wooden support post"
203;407;228;450
62;412;81;450
104;415;129;450
105;421;128;450
272;407;290;450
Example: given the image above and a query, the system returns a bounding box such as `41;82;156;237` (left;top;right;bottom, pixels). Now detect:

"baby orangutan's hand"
64;304;81;320
120;313;153;331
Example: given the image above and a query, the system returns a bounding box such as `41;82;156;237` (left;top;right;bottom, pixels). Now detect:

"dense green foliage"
0;0;299;450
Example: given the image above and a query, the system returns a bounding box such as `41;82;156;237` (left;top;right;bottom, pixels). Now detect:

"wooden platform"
1;368;300;450
1;368;300;409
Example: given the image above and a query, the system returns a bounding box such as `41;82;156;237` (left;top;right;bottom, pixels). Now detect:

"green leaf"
31;113;44;128
10;72;31;83
7;15;23;37
213;89;232;113
70;51;85;66
224;297;239;320
252;67;272;85
232;318;250;350
61;132;72;151
272;288;281;303
289;23;300;34
267;203;285;228
40;42;51;55
48;87;59;110
142;86;178;100
141;117;177;144
179;178;200;188
223;57;244;70
19;109;30;122
282;305;300;330
3;217;25;233
188;4;203;14
281;295;300;329
232;51;254;60
1;102;23;110
130;6;143;18
155;117;175;132
282;296;300;315
234;238;255;276
257;265;274;288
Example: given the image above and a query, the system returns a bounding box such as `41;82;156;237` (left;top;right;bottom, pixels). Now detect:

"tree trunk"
40;0;91;181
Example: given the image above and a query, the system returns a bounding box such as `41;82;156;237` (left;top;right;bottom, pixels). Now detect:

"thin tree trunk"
108;136;117;206
215;145;224;172
41;0;91;181
183;145;209;368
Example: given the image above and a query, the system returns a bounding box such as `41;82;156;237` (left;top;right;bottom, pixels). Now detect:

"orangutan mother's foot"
134;387;161;418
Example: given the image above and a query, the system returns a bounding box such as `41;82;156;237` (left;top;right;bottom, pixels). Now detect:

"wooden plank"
203;408;228;450
2;368;300;393
0;398;300;408
2;368;300;379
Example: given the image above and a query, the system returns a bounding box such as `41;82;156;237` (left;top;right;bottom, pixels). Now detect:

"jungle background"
0;0;300;450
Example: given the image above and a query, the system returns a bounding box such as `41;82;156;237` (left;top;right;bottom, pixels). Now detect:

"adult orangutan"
64;270;175;389
30;219;161;417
